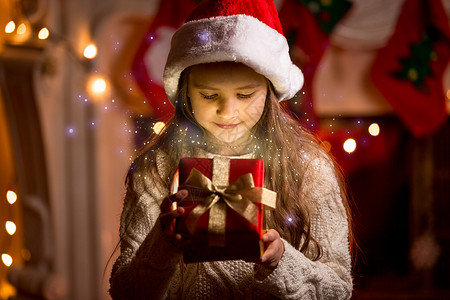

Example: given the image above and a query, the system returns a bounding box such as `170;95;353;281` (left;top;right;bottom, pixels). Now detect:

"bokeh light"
5;21;15;33
16;23;27;35
368;123;380;136
83;44;97;59
38;28;50;40
343;138;356;153
153;122;166;135
87;76;108;97
5;221;16;235
1;254;13;267
6;190;17;204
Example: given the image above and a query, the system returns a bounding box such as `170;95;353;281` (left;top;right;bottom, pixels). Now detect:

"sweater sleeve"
109;151;182;299
252;155;353;299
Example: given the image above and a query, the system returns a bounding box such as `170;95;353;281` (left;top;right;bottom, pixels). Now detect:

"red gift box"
176;156;276;263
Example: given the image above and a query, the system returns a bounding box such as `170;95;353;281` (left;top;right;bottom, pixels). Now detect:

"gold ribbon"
180;160;276;247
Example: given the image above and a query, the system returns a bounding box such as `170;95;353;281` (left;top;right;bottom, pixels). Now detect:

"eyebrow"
191;83;263;90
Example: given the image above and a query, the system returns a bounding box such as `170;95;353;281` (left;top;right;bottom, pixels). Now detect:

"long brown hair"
128;66;354;261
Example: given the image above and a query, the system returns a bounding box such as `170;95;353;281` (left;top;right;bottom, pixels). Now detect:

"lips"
215;123;240;129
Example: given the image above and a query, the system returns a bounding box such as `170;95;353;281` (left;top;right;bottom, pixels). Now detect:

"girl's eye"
200;93;217;100
237;92;255;99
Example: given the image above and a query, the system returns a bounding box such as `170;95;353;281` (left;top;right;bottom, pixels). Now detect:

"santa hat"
163;0;304;103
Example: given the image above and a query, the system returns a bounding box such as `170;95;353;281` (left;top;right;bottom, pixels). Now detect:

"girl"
109;0;354;299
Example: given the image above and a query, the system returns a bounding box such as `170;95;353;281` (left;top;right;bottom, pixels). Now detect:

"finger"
169;233;192;249
261;244;276;262
261;239;284;268
160;207;185;226
262;229;279;242
160;190;188;212
169;233;183;249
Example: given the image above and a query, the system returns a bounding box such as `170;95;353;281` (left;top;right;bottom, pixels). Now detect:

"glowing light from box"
5;222;16;235
1;254;12;267
83;44;97;59
368;123;380;136
38;28;49;40
6;190;17;204
5;21;15;33
343;138;356;153
153;122;165;135
16;23;27;35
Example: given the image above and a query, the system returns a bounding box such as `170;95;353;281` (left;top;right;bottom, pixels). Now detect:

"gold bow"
180;168;276;247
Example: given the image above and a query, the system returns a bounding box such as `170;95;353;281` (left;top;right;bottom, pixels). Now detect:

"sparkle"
66;126;77;136
197;29;211;44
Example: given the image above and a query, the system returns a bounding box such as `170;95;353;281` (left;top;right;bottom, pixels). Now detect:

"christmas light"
343;138;356;153
16;23;27;35
5;21;15;33
153;122;165;135
1;254;13;267
6;191;17;204
5;221;16;235
83;44;97;59
368;123;380;136
38;27;49;40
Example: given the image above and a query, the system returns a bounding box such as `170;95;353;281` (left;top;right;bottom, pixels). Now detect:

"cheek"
191;100;214;124
246;94;266;122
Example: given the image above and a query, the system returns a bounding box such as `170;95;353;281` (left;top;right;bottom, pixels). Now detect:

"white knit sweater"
109;148;353;299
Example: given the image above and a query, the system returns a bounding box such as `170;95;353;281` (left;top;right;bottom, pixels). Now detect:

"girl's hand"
259;229;285;269
159;189;188;249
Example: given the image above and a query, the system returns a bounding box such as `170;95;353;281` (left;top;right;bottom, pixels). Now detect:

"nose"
216;97;238;119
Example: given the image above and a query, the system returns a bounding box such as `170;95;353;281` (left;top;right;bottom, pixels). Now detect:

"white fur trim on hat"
163;14;304;103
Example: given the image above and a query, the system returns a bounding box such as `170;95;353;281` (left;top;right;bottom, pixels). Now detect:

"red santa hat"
163;0;304;103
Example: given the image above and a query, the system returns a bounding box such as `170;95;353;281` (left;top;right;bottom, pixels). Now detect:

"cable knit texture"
109;148;353;299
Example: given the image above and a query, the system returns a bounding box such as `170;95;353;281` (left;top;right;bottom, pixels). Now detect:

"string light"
6;190;17;204
38;27;49;40
83;44;97;59
5;222;16;235
343;138;356;153
5;21;15;33
368;123;380;136
1;254;13;267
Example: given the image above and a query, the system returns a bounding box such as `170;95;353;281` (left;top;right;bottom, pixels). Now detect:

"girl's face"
187;62;267;145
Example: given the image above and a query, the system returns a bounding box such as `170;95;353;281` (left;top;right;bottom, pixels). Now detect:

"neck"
203;134;257;156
